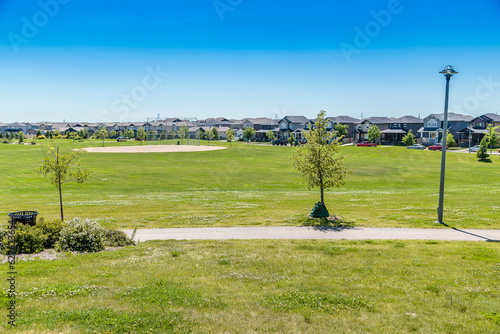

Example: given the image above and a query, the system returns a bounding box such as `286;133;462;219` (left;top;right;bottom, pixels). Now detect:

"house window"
476;122;483;128
427;119;437;127
280;122;288;130
366;124;370;129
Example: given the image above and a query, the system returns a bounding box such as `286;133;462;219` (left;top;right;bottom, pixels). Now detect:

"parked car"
272;139;288;146
428;143;448;151
356;141;377;147
406;144;426;150
469;145;480;153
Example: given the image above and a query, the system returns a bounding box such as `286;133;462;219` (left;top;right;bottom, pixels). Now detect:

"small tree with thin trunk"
292;110;349;213
243;127;256;143
212;127;219;140
137;127;146;145
178;126;188;144
402;129;416;146
334;123;348;142
18;131;25;144
205;128;214;145
367;125;381;144
226;128;235;147
37;146;90;221
486;123;499;154
266;130;275;143
94;127;109;147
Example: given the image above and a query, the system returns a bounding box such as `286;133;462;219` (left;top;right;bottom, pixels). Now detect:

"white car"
469;145;480;153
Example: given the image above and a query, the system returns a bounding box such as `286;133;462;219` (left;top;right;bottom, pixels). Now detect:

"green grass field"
1;139;499;229
3;239;500;333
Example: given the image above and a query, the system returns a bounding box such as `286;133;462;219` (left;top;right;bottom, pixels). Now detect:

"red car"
356;141;377;147
428;143;448;151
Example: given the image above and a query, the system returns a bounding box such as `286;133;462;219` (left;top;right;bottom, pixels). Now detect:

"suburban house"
241;118;272;131
419;113;472;146
355;117;392;143
1;122;39;137
277;115;310;140
456;113;500;146
381;116;423;145
198;117;234;128
255;119;280;141
326;115;360;143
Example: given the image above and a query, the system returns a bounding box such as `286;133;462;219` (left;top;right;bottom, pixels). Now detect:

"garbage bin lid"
8;211;39;217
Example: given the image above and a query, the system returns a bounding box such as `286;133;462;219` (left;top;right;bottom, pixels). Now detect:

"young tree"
94;127;109;147
367;125;381;144
291;110;349;216
288;133;296;146
37;146;90;221
266;130;276;143
226;128;235;147
53;129;61;138
486;123;500;154
178;126;188;144
36;129;42;138
205;128;214;145
159;131;167;140
243;127;256;143
137;127;146;144
446;130;456;147
402;129;416;146
18;131;25;144
168;130;176;142
212;127;220;140
334;123;348;142
127;129;135;139
110;129;117;139
477;135;490;161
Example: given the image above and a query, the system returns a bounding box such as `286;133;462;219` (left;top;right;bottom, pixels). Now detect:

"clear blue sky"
0;0;499;122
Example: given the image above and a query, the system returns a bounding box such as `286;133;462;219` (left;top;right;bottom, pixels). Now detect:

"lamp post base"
435;220;445;224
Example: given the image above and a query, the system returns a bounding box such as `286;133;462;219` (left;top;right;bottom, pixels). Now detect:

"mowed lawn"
3;240;500;333
1;139;499;229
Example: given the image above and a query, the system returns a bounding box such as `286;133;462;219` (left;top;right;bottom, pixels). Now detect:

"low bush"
1;224;47;254
37;217;64;248
56;218;105;253
37;135;46;139
103;229;135;247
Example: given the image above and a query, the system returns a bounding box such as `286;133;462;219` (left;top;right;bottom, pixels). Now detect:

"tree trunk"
56;147;64;221
320;186;324;205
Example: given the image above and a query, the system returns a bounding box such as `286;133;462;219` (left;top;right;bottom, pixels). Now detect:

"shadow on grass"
478;158;493;163
299;215;356;232
440;222;500;243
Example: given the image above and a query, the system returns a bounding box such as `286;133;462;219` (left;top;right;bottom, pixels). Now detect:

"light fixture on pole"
437;65;458;224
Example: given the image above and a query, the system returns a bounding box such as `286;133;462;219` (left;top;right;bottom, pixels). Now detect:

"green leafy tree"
205;128;214;145
127;129;135;139
159;131;167;140
367;125;381;144
110;129;117;138
288;133;296;146
94;126;109;147
226;128;235;147
46;130;52;139
291;110;349;208
477;135;490;161
334;123;348;142
137;127;146;144
486;123;500;154
178;125;188;144
402;129;416;146
446;130;456;147
53;129;61;137
18;131;25;143
168;130;176;142
266;130;275;143
36;129;42;138
212;127;220;140
243;127;256;143
37;146;90;221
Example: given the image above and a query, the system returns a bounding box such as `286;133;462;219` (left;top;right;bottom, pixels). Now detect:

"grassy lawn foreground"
1;139;499;229
3;239;500;333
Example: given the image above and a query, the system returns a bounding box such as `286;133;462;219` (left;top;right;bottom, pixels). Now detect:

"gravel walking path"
123;226;500;242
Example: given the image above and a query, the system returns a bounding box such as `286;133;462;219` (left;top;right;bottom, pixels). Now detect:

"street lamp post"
437;65;458;224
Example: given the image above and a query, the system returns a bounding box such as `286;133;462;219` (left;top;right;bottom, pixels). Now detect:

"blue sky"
0;0;499;122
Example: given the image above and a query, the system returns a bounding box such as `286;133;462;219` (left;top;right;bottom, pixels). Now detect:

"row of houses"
2;113;500;146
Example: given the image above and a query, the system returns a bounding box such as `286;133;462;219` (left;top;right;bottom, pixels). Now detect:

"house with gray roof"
381;115;423;145
355;117;393;143
419;113;472;146
456;113;500;146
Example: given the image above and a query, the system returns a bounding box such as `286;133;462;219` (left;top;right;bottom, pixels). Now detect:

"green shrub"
56;218;105;253
103;229;135;247
30;139;37;145
2;224;47;254
37;135;46;139
36;217;64;248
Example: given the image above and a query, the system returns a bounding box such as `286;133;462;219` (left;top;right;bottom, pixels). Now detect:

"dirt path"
81;145;226;153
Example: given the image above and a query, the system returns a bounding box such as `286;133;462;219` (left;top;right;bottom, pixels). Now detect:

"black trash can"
8;211;39;226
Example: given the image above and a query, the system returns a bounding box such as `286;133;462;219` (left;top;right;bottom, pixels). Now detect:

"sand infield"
82;145;226;153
